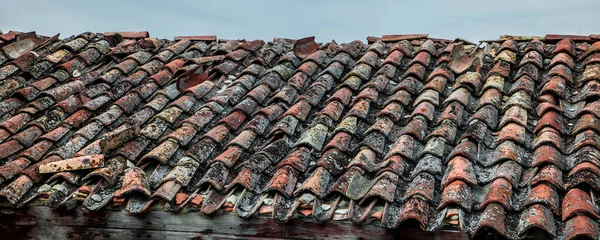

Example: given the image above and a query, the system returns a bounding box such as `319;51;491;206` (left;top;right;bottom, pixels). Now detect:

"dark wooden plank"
0;207;468;239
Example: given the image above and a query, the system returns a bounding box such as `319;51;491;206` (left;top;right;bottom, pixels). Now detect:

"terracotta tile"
278;147;312;172
263;166;298;198
444;87;471;107
447;140;477;162
140;139;179;164
198;162;232;191
0;157;30;181
562;188;599;221
357;51;379;67
402;64;426;80
400;117;427;142
410;102;435;122
360;171;398;204
399;197;430;230
376;102;404;122
495;123;526;146
438;180;472;211
38;155;104;174
564;215;599;240
283;100;312;121
1;113;31;134
552;38;575;57
535;130;561;157
18;140;53;162
454;72;482;93
428;120;457;143
517;204;557;238
11;126;42;147
573;130;600;152
494;49;517;64
531;165;564;190
480;178;512;210
423;76;448;93
584;52;600;66
403;173;435;202
492;160;522;186
474;203;506;237
514;65;539;85
442;157;477;187
218;111;247;130
408;51;431;67
486;61;511;79
519;51;543;69
549;52;575;69
524;183;560;214
499;106;528;128
0;175;34;205
548;64;573;84
294;166;330;198
294;124;328;151
0;140;24;159
470;105;498;130
381;50;403;66
565;166;600;192
568;162;600;178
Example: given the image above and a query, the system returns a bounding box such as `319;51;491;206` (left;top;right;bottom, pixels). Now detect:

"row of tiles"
0;31;600;239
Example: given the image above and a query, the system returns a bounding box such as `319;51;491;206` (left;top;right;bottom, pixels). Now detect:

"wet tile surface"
0;31;600;239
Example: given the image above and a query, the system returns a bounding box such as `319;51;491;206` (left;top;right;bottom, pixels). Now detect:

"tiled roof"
0;30;600;239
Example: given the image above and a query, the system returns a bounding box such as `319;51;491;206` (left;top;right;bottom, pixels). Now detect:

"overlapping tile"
2;31;600;239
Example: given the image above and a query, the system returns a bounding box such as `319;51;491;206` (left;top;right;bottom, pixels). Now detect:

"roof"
0;30;599;239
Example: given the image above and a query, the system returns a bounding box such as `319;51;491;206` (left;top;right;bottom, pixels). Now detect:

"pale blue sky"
1;0;599;43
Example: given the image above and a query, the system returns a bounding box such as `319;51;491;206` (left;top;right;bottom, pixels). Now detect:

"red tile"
118;167;151;197
549;52;575;69
282;100;311;121
174;35;216;41
443;157;477;186
551;38;576;57
533;128;561;150
519;50;543;68
438;180;472;211
562;188;600;221
403;173;435;202
399;197;430;230
531;165;564;190
518;204;556;238
0;140;24;159
105;31;149;39
360;171;398;204
524;183;560;214
293;36;318;60
410;102;435;122
495;123;526;146
0;157;30;181
324;132;351;153
547;64;573;84
278;147;312;172
382;50;404;66
564;215;599;240
294;166;330;198
568;162;600;178
218;111;247;130
381;34;428;42
263;166;298;198
480;178;512;210
454;72;482;93
474;203;506;237
408;51;431;67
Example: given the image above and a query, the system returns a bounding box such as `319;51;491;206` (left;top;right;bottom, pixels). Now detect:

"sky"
1;0;600;43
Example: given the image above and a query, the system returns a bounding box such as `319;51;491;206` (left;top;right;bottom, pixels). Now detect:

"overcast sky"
2;0;599;43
